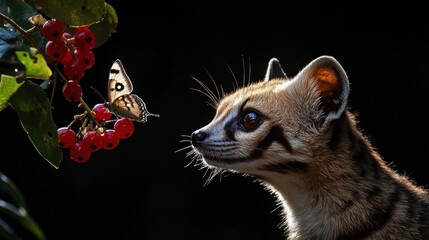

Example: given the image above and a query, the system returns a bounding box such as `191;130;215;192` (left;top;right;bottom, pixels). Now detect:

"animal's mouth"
197;151;253;166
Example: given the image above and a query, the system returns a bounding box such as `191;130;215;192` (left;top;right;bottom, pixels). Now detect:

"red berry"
74;29;96;50
74;48;95;70
92;103;112;121
70;141;91;163
101;129;120;150
114;118;134;139
81;131;103;152
41;19;64;41
57;127;75;148
62;80;82;101
60;48;73;65
45;40;68;61
76;25;90;31
63;58;86;81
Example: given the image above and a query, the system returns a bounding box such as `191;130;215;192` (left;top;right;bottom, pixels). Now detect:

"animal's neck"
256;113;392;238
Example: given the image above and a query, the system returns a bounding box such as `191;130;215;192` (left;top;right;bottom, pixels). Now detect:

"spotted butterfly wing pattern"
107;59;159;122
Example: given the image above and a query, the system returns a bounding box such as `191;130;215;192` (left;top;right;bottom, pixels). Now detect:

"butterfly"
107;59;159;122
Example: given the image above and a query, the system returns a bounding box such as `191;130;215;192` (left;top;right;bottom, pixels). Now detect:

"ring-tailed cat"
187;55;429;239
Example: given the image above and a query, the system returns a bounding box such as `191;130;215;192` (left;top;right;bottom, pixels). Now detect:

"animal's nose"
191;130;208;146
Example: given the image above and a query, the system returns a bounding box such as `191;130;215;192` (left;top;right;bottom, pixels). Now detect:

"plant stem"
0;12;42;52
78;98;95;120
0;12;68;83
1;11;98;122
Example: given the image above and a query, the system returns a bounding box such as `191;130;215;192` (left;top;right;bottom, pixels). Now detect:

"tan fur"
188;56;429;239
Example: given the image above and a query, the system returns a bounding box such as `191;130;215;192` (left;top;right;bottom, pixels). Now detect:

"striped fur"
189;56;429;239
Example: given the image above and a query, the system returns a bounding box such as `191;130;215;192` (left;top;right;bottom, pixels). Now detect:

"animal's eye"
239;111;263;131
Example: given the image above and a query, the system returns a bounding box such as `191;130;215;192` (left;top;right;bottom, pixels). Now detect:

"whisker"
209;168;225;184
202;66;221;102
247;56;252;86
182;59;254;187
208;169;218;183
206;171;216;185
190;88;218;109
193;160;204;169
241;54;246;88
205;170;218;186
180;134;191;138
184;161;194;169
184;152;198;168
190;75;219;108
201;166;210;181
185;149;198;159
219;84;226;98
176;135;193;153
226;62;239;91
175;145;193;153
178;139;191;144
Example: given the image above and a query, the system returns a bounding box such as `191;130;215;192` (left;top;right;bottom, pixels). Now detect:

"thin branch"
0;11;67;83
1;11;99;128
78;98;95;120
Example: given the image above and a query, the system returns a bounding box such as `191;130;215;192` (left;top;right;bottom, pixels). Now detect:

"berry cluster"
29;15;146;164
41;18;96;101
57;103;135;163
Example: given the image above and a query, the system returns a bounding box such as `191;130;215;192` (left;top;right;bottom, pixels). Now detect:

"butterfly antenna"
148;112;160;118
90;86;107;103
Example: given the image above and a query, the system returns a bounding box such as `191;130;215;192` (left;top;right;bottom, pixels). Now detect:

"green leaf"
0;171;44;240
0;27;24;57
15;48;52;80
0;200;46;240
8;80;62;168
0;75;24;111
0;28;27;77
89;2;118;48
0;218;21;240
62;2;118;48
0;0;46;51
0;172;27;209
0;59;26;79
25;0;106;27
0;0;38;30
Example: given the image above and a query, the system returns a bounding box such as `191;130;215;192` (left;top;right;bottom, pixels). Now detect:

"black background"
1;1;429;240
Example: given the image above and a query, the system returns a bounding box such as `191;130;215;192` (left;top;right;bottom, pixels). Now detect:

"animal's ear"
264;58;287;81
298;55;350;122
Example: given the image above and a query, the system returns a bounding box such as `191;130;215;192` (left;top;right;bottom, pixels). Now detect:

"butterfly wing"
108;59;160;122
108;59;133;104
110;94;159;122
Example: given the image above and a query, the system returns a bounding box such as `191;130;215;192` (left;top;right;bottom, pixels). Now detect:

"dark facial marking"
203;125;293;164
251;125;293;159
224;119;236;141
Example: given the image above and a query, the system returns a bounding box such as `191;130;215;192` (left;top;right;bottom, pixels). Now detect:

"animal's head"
187;56;349;180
